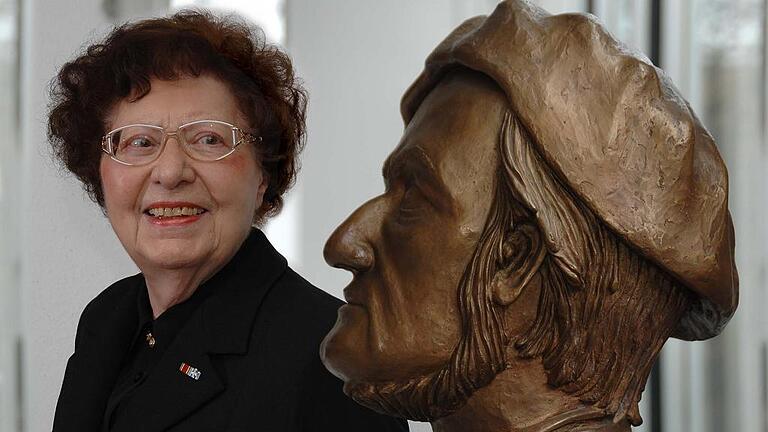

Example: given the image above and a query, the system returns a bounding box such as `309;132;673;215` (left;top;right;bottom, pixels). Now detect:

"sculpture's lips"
342;284;367;306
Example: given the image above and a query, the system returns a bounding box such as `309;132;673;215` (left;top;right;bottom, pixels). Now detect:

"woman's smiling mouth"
144;202;208;225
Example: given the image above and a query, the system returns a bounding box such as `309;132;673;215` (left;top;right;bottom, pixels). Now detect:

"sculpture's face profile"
322;72;508;383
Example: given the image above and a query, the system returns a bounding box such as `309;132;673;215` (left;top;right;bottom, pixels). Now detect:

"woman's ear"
258;167;270;198
252;178;270;226
491;221;546;306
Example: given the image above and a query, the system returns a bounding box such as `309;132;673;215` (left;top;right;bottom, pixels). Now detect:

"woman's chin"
134;239;210;272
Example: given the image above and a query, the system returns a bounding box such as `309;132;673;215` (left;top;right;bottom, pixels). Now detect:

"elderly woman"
48;10;407;432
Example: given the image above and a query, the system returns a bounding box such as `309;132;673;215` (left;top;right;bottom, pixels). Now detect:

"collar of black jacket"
132;228;288;354
102;228;288;432
194;227;288;354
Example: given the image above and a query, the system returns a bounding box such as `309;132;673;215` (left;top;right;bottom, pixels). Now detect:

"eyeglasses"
101;119;262;166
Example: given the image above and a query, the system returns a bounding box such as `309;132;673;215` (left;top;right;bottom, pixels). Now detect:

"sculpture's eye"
397;183;427;222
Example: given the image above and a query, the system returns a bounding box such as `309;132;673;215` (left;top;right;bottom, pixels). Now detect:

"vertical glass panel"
691;2;766;431
0;0;20;430
662;1;768;432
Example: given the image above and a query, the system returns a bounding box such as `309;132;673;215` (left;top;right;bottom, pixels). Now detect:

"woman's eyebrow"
112;111;227;128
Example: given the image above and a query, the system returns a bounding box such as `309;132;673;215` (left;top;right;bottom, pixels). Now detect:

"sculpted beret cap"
401;0;737;340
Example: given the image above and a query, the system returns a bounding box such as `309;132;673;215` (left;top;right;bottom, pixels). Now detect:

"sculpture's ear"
492;221;546;306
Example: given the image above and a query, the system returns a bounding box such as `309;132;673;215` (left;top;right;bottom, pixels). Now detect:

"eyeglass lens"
110;121;238;164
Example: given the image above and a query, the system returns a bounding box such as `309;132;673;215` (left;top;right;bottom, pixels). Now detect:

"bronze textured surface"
321;0;738;430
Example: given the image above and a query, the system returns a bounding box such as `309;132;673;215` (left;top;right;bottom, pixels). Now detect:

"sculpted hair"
47;10;307;222
500;111;692;426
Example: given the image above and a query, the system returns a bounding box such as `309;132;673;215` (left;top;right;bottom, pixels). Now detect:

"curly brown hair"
48;10;307;222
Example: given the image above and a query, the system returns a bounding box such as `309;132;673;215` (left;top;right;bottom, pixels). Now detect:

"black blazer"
53;230;408;432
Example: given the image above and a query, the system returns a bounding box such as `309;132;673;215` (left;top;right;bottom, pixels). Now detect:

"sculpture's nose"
324;197;384;275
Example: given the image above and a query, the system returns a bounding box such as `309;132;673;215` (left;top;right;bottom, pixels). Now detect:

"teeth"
148;207;204;217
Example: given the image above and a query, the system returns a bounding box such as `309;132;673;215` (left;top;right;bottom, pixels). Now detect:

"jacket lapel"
116;229;287;432
118;309;225;432
200;229;287;355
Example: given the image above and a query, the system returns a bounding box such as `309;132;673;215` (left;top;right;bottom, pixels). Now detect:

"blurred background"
0;0;766;431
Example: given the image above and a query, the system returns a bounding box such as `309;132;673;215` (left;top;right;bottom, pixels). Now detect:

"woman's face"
100;75;267;279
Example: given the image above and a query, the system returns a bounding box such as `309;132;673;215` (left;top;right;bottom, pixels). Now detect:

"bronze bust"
321;1;738;431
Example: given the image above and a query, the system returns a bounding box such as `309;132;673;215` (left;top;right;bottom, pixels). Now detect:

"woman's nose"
150;136;195;188
324;197;384;275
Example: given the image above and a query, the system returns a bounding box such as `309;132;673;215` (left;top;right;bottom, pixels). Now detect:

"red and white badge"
179;362;201;381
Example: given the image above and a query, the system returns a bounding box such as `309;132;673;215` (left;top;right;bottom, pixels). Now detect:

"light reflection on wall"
172;0;285;44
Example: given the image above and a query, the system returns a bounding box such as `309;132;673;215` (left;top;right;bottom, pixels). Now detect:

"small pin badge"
179;362;201;381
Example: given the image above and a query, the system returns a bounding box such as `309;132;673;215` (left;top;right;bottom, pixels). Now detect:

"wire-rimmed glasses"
100;119;261;166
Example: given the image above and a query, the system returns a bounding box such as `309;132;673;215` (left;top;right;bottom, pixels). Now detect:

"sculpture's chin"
320;304;371;382
341;379;394;413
